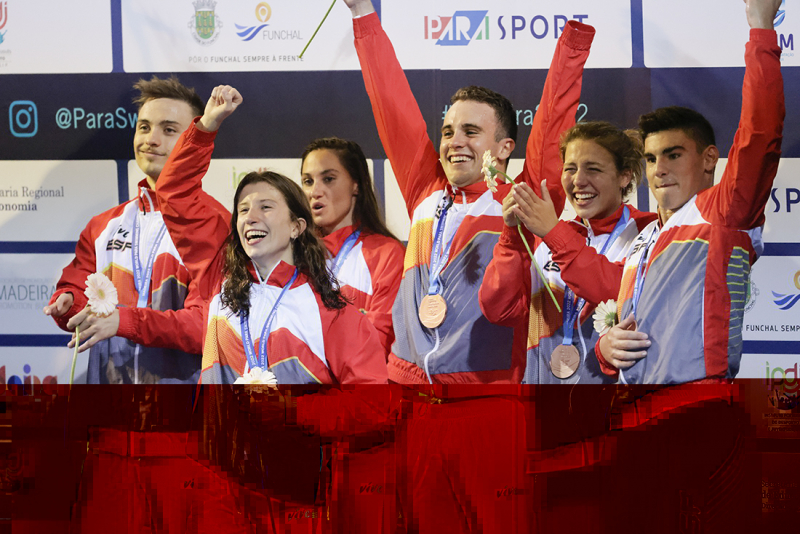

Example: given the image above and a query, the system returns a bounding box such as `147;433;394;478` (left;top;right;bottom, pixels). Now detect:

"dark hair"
450;85;518;144
221;172;347;316
300;137;399;241
132;75;205;118
560;121;644;198
638;106;716;151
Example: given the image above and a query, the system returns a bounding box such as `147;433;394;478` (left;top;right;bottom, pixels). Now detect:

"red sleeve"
479;224;534;327
594;335;619;378
696;29;784;229
353;13;444;214
322;305;389;385
362;237;405;356
544;221;625;305
154;120;230;301
515;20;595;216
49;213;111;331
115;277;205;354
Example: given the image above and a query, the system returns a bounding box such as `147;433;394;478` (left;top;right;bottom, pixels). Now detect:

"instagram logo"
9;100;38;138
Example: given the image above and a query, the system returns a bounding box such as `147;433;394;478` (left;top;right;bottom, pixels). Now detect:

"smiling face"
300;149;358;235
561;139;632;220
133;98;195;188
235;181;306;277
643;129;718;221
439;100;514;188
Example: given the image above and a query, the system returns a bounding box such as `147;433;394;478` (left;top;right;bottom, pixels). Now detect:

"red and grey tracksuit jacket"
354;12;595;384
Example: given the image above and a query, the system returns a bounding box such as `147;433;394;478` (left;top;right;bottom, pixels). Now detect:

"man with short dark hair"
44;76;221;533
597;0;785;384
344;0;595;531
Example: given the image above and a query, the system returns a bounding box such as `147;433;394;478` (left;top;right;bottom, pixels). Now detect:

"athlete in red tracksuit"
591;2;785;531
348;0;594;530
155;87;391;533
45;78;219;534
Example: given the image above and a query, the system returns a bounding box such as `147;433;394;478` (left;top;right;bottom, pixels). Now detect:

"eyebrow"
441;122;484;133
643;145;685;158
136;119;182;126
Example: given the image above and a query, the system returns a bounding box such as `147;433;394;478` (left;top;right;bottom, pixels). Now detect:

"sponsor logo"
775;0;786;27
358;482;383;494
766;361;799;412
424;11;588;46
771;270;800;310
0;1;7;45
769;187;800;212
189;0;222;45
8;100;37;138
236;2;271;42
425;11;489;46
0;364;58;392
56;107;137;130
744;271;758;313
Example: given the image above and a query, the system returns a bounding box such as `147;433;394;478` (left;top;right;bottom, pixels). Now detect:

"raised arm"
515;20;595;216
347;0;443;212
155;86;242;299
700;0;784;228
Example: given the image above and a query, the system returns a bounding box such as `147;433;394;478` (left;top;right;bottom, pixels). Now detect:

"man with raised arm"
346;0;594;385
597;0;784;386
345;0;595;531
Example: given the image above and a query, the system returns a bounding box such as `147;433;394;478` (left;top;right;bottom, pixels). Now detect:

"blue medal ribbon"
427;189;457;296
239;267;299;372
631;225;659;317
561;206;630;346
131;212;168;309
330;229;361;278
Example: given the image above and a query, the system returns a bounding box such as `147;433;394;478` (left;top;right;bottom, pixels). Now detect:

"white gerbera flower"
482;150;499;193
84;273;118;317
234;366;278;385
592;299;618;336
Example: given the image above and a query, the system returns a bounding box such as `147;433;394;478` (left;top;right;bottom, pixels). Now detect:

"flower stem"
516;225;561;313
69;325;80;386
500;173;561;312
298;0;337;59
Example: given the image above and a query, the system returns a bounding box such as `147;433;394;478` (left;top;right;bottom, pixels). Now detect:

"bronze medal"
419;294;447;329
550;345;580;379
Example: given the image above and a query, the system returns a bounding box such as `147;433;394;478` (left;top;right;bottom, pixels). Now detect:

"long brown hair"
220;171;347;316
300;137;399;241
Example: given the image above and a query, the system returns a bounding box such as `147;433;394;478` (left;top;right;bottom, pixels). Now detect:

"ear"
702;144;719;176
619;169;633;195
496;138;515;162
292;217;307;240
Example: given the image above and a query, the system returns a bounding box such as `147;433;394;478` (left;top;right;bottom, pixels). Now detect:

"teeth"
246;230;267;241
450;156;471;163
574;193;596;200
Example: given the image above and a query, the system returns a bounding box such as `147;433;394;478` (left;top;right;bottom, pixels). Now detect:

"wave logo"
775;0;786;28
236;2;271;42
0;1;7;45
771;270;800;310
424;11;489;46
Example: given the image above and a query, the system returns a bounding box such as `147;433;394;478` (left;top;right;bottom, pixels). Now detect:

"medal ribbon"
631;224;660;317
240;268;299;372
131;211;168;309
561;206;630;346
330;229;361;277
427;189;457;296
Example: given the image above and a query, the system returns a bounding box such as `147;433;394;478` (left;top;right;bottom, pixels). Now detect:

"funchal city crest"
189;0;223;45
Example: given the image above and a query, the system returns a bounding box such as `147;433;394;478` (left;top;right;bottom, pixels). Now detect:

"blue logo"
236;2;271;41
9;101;38;138
775;0;786;27
772;270;800;310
